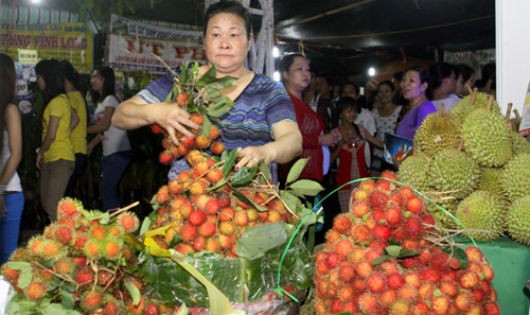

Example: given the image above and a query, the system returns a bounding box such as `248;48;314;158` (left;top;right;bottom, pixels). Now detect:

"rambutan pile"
1;198;179;314
148;148;300;258
313;171;500;315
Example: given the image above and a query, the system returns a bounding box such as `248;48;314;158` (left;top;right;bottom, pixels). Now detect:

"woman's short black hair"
60;60;80;91
35;58;65;103
204;0;252;38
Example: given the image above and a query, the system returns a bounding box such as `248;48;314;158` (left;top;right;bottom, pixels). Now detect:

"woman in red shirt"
279;53;340;182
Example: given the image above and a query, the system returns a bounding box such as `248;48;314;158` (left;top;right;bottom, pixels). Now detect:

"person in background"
331;96;369;213
428;62;459;112
455;63;475;98
61;60;88;198
392;71;407;105
367;80;402;174
396;65;437;140
475;62;496;98
313;74;337;131
112;1;302;181
279;53;339;183
87;66;131;211
279;52;340;243
0;53;24;264
341;80;376;144
35;59;76;222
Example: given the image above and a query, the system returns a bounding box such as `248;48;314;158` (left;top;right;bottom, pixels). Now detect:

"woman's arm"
87;106;114;134
0;104;22;186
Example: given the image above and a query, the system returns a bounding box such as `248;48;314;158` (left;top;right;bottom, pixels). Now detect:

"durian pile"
398;90;530;244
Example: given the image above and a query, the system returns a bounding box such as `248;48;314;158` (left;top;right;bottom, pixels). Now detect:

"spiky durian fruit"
455;191;504;241
397;154;430;191
512;131;530;155
461;108;512;167
477;167;506;198
505;196;530;245
414;110;462;157
450;92;500;123
427;148;480;199
500;153;530;201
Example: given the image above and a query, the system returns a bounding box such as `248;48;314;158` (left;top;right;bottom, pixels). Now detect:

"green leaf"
221;149;238;178
208;177;228;191
372;255;392;266
236;222;288;260
207;86;222;100
197;67;218;86
60;290;75;309
257;162;272;184
206;96;233;117
286;158;309;184
288;179;324;197
206;76;236;90
41;301;83;315
230;165;258;187
281;191;303;215
231;187;267;211
83;210;110;224
5;261;32;289
199;116;213;137
384;245;420;258
385;245;403;257
125;279;142;305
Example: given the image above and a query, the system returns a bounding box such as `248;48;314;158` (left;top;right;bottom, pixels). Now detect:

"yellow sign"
17;49;38;65
0;23;93;72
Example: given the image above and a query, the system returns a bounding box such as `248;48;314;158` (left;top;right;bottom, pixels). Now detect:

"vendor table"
461;237;530;315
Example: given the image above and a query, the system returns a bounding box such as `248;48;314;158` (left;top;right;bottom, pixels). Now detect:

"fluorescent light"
273;71;281;82
272;46;280;58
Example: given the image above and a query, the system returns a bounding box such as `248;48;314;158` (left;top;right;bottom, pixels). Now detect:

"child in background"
332;97;370;213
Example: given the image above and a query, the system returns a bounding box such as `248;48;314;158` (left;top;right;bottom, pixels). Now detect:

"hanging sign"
0;23;93;72
108;14;205;73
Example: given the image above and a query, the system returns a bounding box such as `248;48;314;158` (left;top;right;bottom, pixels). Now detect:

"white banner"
108;14;205;73
107;33;207;73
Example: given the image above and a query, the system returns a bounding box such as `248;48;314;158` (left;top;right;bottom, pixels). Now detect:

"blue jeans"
101;151;131;211
0;192;25;264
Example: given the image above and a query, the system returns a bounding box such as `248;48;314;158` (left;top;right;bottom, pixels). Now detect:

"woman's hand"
235;146;268;170
152;103;201;144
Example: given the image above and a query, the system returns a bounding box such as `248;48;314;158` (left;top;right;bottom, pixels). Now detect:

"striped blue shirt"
137;71;297;179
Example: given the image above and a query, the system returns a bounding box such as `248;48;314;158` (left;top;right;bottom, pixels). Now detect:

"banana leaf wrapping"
137;232;313;308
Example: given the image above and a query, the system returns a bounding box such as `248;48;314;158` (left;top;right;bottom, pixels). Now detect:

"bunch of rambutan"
154;112;226;165
149;149;299;258
1;198;180;314
313;171;500;315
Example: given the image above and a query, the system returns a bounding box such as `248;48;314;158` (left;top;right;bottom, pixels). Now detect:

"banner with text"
0;23;93;72
107;33;207;73
108;14;205;73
